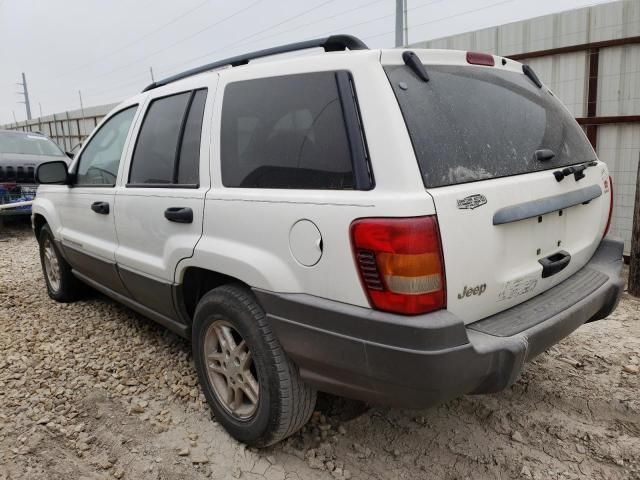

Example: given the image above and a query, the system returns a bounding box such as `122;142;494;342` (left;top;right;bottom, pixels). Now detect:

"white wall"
527;52;587;117
597;125;640;247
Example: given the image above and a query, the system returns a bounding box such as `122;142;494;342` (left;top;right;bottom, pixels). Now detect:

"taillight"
466;51;495;66
604;175;614;238
350;216;446;315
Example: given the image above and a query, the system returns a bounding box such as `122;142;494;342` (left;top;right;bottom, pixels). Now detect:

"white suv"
32;35;623;447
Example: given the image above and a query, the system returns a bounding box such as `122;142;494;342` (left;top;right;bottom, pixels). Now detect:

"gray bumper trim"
468;267;608;337
254;237;624;408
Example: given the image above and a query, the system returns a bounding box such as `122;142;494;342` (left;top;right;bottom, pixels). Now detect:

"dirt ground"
0;221;638;480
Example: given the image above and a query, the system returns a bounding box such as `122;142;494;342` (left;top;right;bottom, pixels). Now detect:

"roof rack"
142;34;368;92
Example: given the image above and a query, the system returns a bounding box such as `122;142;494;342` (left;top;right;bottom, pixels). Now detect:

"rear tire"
38;224;82;302
192;284;316;447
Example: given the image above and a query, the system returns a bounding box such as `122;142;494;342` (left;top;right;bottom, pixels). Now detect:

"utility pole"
149;66;155;82
17;72;32;120
403;0;408;46
39;103;43;117
78;90;85;116
395;0;403;47
12;110;17;123
395;0;408;47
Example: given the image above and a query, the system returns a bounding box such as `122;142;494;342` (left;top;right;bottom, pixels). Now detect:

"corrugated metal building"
410;0;640;254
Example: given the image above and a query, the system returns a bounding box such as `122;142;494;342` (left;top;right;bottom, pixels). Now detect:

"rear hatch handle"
539;250;571;278
493;184;602;225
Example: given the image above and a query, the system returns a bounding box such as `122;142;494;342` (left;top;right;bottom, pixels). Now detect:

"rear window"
384;64;595;188
0;131;63;156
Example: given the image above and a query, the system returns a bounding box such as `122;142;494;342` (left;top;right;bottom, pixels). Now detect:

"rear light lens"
466;51;495;66
350;216;446;315
604;175;614;238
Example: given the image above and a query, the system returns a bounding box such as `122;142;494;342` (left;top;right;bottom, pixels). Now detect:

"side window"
221;72;358;189
76;106;137;186
129;88;207;186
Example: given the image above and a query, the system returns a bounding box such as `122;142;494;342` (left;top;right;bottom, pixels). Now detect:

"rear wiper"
402;51;429;82
522;64;542;88
553;161;598;182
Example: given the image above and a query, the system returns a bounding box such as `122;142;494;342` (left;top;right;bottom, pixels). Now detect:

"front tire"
192;284;316;447
38;224;82;302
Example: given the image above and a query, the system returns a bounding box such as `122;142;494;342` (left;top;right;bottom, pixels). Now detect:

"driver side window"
76;106;137;186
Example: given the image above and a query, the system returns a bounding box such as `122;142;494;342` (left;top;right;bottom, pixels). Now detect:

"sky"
0;0;617;125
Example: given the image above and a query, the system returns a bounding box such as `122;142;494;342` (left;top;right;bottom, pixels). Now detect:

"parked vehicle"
31;35;623;447
0;129;68;220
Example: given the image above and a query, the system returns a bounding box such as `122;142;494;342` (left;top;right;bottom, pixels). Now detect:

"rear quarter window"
220;71;359;190
384;64;595;188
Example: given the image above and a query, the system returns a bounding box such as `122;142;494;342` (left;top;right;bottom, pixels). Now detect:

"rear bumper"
254;237;624;408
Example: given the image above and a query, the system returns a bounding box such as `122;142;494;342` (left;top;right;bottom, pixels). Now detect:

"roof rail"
142;34;368;92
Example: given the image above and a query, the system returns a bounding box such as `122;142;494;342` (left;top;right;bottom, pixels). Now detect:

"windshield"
384;64;595;188
0;131;64;156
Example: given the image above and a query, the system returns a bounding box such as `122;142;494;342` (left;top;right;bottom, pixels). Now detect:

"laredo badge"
456;194;487;210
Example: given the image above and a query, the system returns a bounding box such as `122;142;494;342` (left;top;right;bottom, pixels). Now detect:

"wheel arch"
31;196;63;241
33;213;48;240
177;266;253;323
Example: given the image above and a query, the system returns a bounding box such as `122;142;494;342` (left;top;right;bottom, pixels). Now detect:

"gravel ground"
0;221;639;480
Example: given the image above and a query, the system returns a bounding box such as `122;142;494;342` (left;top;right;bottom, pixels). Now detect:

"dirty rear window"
384;64;595;188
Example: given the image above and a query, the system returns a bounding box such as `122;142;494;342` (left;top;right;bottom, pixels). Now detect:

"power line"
223;0;444;59
84;71;150;97
94;0;337;95
41;0;433;104
50;0;212;81
55;0;522;106
94;0;265;80
222;0;386;50
155;0;337;78
90;0;446;101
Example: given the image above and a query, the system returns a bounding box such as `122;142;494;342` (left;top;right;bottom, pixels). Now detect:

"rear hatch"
382;50;612;324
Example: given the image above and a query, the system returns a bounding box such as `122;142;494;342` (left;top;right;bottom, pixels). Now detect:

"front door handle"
164;207;193;224
91;201;109;215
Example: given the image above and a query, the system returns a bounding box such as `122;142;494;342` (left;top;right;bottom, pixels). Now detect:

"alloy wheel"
204;320;259;419
43;237;61;292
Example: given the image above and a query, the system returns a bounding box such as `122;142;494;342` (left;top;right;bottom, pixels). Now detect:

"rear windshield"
384;64;595;188
0;131;64;156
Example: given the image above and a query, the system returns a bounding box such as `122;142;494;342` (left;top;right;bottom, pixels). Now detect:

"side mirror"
65;151;75;159
36;161;69;184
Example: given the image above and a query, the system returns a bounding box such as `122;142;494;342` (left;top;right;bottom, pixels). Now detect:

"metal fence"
1;103;118;152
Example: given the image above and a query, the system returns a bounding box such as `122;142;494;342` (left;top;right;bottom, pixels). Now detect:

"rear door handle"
539;250;571;278
91;201;109;215
164;207;193;224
